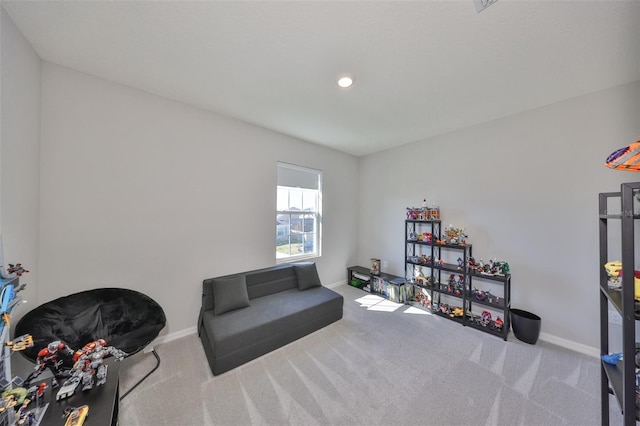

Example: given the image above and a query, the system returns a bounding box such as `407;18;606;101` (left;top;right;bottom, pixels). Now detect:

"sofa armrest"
198;278;216;336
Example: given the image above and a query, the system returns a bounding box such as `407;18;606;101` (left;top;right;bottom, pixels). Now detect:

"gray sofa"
198;262;344;375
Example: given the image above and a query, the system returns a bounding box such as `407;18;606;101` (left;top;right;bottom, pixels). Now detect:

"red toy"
25;340;74;387
7;263;29;277
56;339;126;400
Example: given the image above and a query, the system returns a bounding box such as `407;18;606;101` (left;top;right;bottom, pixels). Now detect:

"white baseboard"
152;326;197;346
538;331;599;358
326;280;345;289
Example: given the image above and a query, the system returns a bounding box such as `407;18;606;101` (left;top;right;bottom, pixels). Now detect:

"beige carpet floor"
118;284;624;425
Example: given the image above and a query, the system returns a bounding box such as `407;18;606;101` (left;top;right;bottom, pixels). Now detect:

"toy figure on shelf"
25;340;75;388
7;263;29;277
605;261;622;284
6;334;34;352
449;307;464;318
444;225;467;245
480;310;492;327
468;257;480;273
56;339;126;400
604;261;640;300
29;382;47;410
457;258;464;270
494;317;504;330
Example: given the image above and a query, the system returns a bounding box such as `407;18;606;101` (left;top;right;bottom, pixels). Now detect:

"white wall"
357;81;640;352
0;8;41;311
39;63;359;337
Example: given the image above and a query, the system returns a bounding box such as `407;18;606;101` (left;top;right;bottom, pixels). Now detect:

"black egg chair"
14;287;166;399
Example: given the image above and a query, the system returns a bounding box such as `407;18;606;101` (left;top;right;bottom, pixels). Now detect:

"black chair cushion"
14;288;166;362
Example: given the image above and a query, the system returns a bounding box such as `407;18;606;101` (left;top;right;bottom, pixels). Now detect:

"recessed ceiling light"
337;74;355;88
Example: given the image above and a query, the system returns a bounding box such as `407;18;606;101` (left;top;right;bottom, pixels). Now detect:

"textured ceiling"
3;0;639;156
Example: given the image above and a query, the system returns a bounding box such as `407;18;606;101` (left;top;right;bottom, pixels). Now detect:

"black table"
32;360;119;426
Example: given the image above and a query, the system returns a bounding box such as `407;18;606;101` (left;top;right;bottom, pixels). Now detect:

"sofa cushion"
294;263;322;290
212;275;250;315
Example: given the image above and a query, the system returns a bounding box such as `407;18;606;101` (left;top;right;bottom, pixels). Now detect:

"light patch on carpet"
241;382;265;424
563;359;581;388
308;352;352;391
355;294;385;308
490;343;507;375
367;299;403;312
514;348;542;397
265;369;293;416
289;360;347;421
268;365;323;425
403;306;432;315
470;340;483;364
353;294;403;312
201;398;215;426
485;386;502;425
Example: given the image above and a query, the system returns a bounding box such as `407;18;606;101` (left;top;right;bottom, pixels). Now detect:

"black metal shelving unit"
599;182;640;426
405;219;510;339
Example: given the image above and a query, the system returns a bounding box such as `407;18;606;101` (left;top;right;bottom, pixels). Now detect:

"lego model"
6;264;28;277
63;405;89;426
405;203;440;221
6;334;34;353
56;339;126;401
494;317;504;330
480;310;492;327
25;341;75;388
604;260;640;299
443;225;467;245
468;257;481;273
449;307;464;318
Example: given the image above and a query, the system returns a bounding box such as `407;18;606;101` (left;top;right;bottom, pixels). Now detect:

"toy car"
64;405;89;426
449;307;464;318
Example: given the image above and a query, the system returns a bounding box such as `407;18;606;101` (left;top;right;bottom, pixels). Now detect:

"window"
276;162;322;262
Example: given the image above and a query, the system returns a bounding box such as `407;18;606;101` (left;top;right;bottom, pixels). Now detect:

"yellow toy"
64;404;89;426
604;261;640;301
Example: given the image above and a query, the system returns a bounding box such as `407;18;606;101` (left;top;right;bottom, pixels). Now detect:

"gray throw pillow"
212;275;250;315
295;263;322;290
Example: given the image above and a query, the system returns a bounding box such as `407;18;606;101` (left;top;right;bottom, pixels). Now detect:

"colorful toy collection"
467;257;510;276
56;339;126;401
0;262;125;426
405;200;510;331
406;200;440;221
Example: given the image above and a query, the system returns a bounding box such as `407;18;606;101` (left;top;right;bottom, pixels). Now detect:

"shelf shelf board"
601;359;640;421
464;318;507;339
406;240;472;250
433;310;465;324
406;259;464;274
599;213;640;220
599;284;640;320
406;219;441;224
468;271;510;282
467;293;506;310
433;287;464;299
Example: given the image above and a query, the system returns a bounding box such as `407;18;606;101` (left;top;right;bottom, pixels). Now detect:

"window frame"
276;162;322;263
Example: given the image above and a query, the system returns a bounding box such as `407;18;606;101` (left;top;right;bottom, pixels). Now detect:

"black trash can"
510;308;541;344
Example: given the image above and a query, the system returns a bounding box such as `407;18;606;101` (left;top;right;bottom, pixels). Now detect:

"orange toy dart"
606;139;640;171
